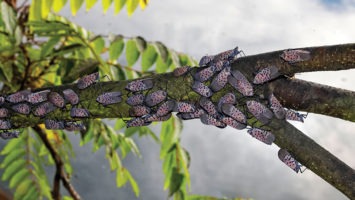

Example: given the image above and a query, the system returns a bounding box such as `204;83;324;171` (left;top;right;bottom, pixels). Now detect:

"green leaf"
153;41;169;62
0;62;13;82
169;167;184;197
178;54;189;67
70;0;84;16
116;167;128;187
170;50;181;68
110;152;122;170
109;35;125;61
0;149;25;169
41;0;54;18
63;196;74;200
40;36;61;58
125;127;139;137
52;0;68;12
23;186;38;200
114;0;127;14
115;119;126;130
156;56;170;73
9;169;29;189
102;0;113;13
141;44;158;71
126;0;139;16
125;39;140;66
126;169;140;196
134;36;147;52
14;179;33;199
85;0;97;11
2;159;26;181
1;137;24;155
29;0;42;21
1;2;16;34
14;26;22;46
90;36;105;55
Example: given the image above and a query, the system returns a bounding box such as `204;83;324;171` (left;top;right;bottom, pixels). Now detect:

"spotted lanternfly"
174;102;196;113
247;128;275;145
0;96;5;105
269;94;286;119
156;100;175;117
199;55;215;67
125;79;154;92
96;91;122;106
27;89;50;104
192;81;213;97
210;66;231;92
126;117;151;128
0;119;11;129
64;121;86;131
200;114;226;128
143;113;172;122
129;105;151;117
0;108;9;118
278;149;306;173
280;49;311;63
221;116;246;130
0;130;20;139
210;60;225;72
145;90;167;107
193;65;216;82
221;104;246;124
217;93;236;112
126;94;145;106
70;108;90;118
173;66;192;77
11;103;31;115
48;92;65;108
285;109;307;123
253;66;280;84
199;97;218;117
246;100;273;124
176;109;205;120
45;119;65;130
6;90;30;103
228;70;254;96
77;72;99;89
34;102;56;117
63;89;79;105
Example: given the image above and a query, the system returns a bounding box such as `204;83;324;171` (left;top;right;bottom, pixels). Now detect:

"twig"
33;126;81;200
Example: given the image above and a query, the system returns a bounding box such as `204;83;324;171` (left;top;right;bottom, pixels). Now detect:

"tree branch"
33;126;81;200
268;78;355;122
267;119;355;199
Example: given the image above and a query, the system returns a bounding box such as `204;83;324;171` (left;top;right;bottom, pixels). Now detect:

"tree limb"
33;126;81;200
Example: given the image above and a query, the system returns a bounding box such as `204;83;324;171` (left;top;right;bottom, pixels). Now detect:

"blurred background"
2;0;355;199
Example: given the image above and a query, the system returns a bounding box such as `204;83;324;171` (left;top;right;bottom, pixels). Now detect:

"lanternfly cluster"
0;73;103;139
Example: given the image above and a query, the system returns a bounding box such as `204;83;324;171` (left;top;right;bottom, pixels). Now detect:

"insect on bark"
280;49;311;63
11;103;31;115
193;65;216;82
126;117;151;128
143;113;172;122
176;109;205;120
0;108;9;118
247;128;275;145
221;104;247;124
6;90;31;103
221;116;246;130
269;94;286;119
64;122;86;131
77;72;99;89
63;89;79;105
278;149;306;173
253;66;280;84
228;70;254;96
34;102;56;117
217;93;236;112
27;89;50;104
48;92;65;108
0;130;20;139
199;55;215;67
70;108;90;118
200;114;226;128
199;97;218;117
285;109;307;122
129;105;151;117
210;66;231;92
125;79;154;92
174;102;196;113
126;94;145;106
96;91;122;106
192;81;213;97
173;66;192;77
246;100;273;124
45;119;65;130
156;100;176;117
144;90;167;107
0;120;11;130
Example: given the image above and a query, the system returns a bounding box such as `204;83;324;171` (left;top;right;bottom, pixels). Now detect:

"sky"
2;0;355;200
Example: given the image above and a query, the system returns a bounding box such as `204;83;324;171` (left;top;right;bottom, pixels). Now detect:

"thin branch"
268;78;355;122
267;119;355;199
33;126;81;200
